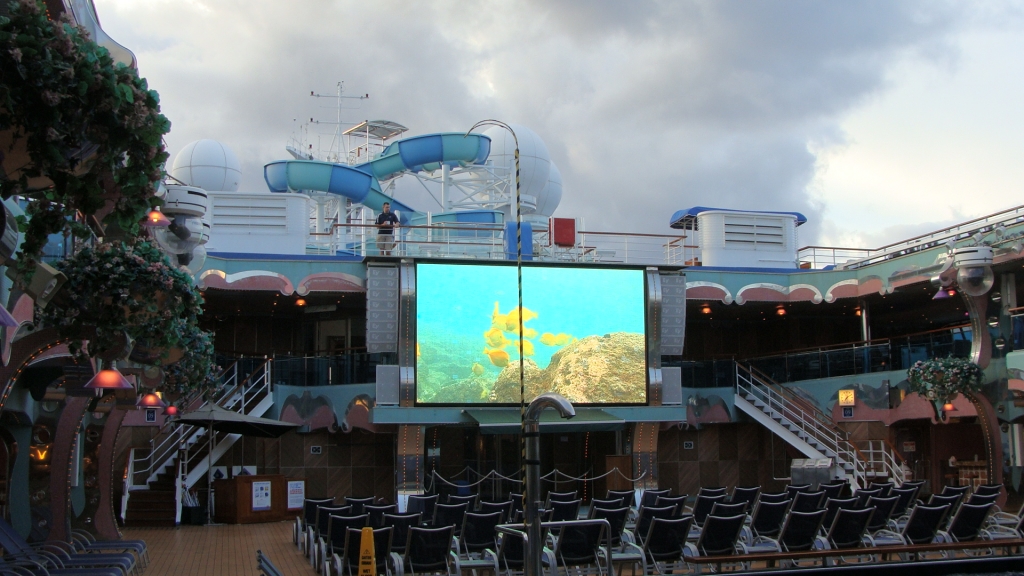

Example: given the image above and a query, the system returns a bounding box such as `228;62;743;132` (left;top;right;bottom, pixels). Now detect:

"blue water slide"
264;133;491;224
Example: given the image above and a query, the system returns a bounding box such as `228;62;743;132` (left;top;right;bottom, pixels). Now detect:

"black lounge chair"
334;526;392;576
0;519;135;576
589;498;625;511
819;482;846;500
588;506;629;548
790;490;825;513
508;492;524;518
746;509;826;561
391;526;458;576
313;505;353;566
653;495;687;515
447;494;478;510
936;502;994;546
697;487;728;498
300;498;335;550
546;491;577;505
684;513;747;562
868;482;894;497
889;486;919;519
853;488;881;508
606;489;635;508
745;499;791;542
639;489;670;509
818;506;876;566
973;484;1003;498
407;494;438;520
345;496;375;516
488;525;545;576
757;491;789;504
258;549;284;576
64;521;148;570
546;499;581;522
642;516;693;575
982;508;1024;547
709;502;747;519
729;487;760;512
867;503;951;560
0;555;124;576
632;505;677;545
821;497;859;534
687;494;727;529
457;511;503;559
322;514;368;574
548;520;611;576
939;485;971;499
479;500;513;521
432;502;469;536
863;496;899;533
366;504;399;527
964;493;999;507
383;513;422;555
785;484;811;498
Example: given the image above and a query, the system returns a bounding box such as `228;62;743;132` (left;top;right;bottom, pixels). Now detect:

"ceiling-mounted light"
943;402;957;412
84;364;133;397
136;392;167;409
775;305;786;316
854;307;862;317
164;405;179;417
295;298;307;307
701;304;711;314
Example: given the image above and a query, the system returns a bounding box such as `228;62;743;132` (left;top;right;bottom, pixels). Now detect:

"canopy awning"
467;408;624;434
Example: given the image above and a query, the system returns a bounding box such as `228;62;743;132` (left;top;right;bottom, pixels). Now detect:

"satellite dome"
534;161;563;217
170;139;241;192
482;124;550;205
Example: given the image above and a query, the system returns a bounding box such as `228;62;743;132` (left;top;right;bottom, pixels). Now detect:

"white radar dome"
170;139;241;192
483;124;550;208
535;161;562;217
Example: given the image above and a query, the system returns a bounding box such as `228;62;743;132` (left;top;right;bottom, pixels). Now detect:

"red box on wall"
550;218;576;247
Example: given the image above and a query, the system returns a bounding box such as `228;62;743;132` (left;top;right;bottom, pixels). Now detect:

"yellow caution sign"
358;526;375;576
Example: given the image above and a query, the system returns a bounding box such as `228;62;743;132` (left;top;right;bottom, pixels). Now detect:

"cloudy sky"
97;0;1024;248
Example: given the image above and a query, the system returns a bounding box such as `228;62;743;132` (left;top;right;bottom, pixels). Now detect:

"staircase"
122;359;274;526
734;364;907;491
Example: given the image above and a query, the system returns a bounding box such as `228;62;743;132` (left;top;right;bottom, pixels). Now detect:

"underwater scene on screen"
415;263;647;404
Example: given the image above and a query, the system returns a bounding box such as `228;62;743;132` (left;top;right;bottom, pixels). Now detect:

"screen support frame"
398;259;417;407
645;267;663;406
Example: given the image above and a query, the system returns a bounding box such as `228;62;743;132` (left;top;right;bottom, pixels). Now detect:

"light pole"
523;393;574;576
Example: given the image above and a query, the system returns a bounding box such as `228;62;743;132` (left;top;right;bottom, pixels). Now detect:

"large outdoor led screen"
416;263;647;405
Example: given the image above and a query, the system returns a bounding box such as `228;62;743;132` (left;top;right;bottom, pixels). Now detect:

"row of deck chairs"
0;518;149;576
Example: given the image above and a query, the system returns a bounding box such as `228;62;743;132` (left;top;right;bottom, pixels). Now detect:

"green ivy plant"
38;241;216;394
161;318;218;395
906;356;984;403
0;0;170;273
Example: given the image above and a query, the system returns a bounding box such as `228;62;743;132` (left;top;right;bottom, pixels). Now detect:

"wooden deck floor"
124;521;315;576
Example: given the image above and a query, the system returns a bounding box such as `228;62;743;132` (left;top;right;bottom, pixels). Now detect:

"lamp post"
523;394;574;576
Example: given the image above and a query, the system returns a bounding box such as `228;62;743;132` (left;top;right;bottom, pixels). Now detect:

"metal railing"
857;440;909;485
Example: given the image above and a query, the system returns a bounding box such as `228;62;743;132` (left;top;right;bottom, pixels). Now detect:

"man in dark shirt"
375;202;400;255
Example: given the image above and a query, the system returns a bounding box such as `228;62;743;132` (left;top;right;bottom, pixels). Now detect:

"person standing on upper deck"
376;202;400;256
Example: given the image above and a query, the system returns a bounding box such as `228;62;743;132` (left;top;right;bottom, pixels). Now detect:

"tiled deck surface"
124;521;315;576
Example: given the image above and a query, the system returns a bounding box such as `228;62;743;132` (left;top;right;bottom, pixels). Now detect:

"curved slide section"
264;132;491;224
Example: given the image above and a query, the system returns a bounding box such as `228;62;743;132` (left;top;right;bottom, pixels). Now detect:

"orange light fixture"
136;392;167;408
776;305;786;316
943;402;957;412
854;307;862;316
84;368;133;396
295;298;307;307
701;304;711;314
164;405;179;416
142;207;171;227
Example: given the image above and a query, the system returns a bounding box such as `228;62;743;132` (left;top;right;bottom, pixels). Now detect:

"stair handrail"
856;440;908;485
746;364;844;436
736;365;853;471
130;362;239;488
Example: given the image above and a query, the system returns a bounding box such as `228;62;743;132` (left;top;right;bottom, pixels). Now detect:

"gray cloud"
101;0;973;242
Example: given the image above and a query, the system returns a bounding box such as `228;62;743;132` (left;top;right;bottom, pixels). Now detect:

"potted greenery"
159;319;218;395
37;241;215;393
0;0;170;274
906;356;984;416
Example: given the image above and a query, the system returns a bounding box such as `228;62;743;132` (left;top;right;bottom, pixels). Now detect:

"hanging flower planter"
0;0;171;273
906;356;984;420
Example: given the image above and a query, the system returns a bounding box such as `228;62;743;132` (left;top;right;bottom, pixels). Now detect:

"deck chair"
344;496;375;516
687;494;726;529
367;504;399;527
546;491;577;505
606;490;635;508
333;526;392;576
479;500;513;521
0;519;135;576
981;508;1024;549
546;499;581;522
746;509;826;564
642;516;693;575
697;487;728;498
487;525;548;576
935;502;994;549
709;502;747;520
889;486;919;519
973;484;1003;498
457;511;503;560
853;488;881;508
407;494;438;519
391;526;458;576
867;482;894;497
863;496;899;534
384;514;422;555
589;498;626;512
313;505;353;567
821;497;859;534
867;503;951;560
817;506;875;566
0;555;125;576
653;495;687;515
299;498;335;548
756;491;789;504
321;514;368;574
432;502;469;536
590;506;643;573
729;487;760;512
785;484;811;498
632;506;677;545
790;490;825;513
744;499;791;543
258;549;284;576
939;485;971;499
508;492;524;519
66;525;148;570
548;520;611;576
448;494;478;510
639;489;670;509
819;482;846;500
683;513;747;570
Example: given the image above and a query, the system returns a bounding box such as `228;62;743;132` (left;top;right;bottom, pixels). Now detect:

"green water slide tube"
264;132;491;224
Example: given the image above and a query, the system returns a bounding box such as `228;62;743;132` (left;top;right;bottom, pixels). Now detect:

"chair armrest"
813;536;829;550
389;552;404;576
933;530;951;544
449;551;461;574
683;542;698;558
332;553;344;576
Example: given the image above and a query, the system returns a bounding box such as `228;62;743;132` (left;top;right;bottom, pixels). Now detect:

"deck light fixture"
136;391;167;408
943;401;957;412
701;304;711;314
84;363;133;396
164;405;179;417
775;305;786;316
142;206;171;228
295;298;307;307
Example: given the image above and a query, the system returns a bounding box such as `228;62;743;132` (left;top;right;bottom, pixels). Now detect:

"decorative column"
94;408;127;540
630;422;659;491
395;424;424;511
48;397;89;542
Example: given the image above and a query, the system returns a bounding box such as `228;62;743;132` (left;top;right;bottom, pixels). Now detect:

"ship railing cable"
425;467;649;491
